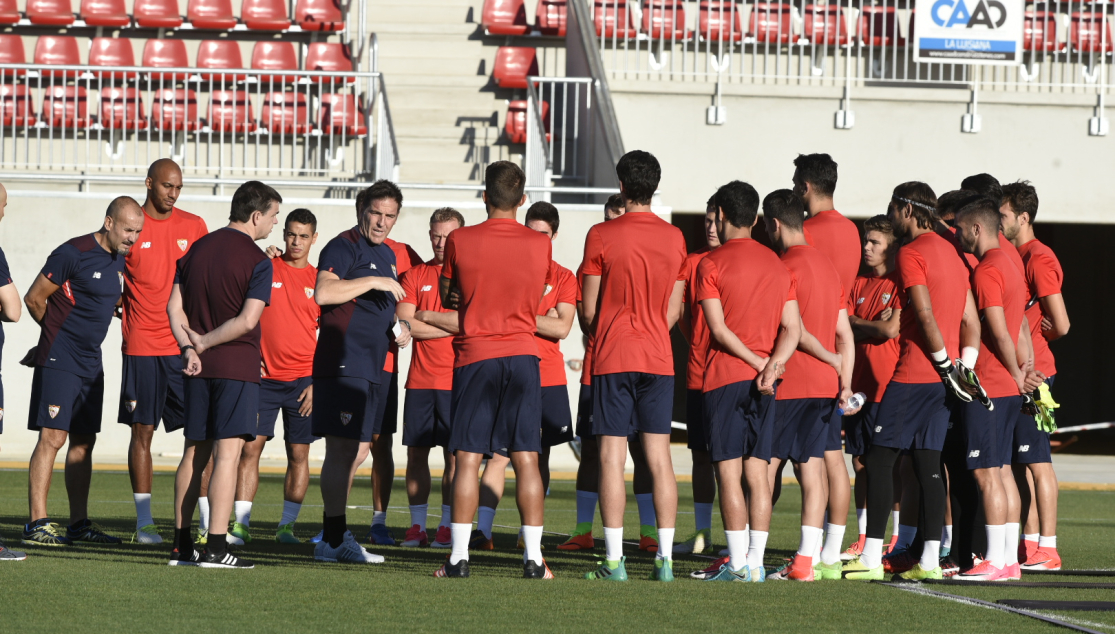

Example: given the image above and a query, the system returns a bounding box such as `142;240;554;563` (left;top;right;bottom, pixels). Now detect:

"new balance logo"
1018;445;1030;452
370;263;377;270
857;297;866;305
272;282;283;288
875;426;882;432
141;242;152;249
421;285;433;292
968;450;980;458
93;272;102;279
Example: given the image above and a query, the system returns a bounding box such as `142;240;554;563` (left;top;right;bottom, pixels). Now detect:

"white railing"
525;76;594;196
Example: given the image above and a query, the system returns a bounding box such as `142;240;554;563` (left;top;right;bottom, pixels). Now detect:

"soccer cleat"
431;526;453;549
523;559;555;579
227;522;252;546
66;520;122;545
196;529;209;546
585;557;628;581
896;563;943;581
434;558;470;578
1019;539;1039;564
940;557;960;576
557;530;595;551
401;524;429;548
649;557;675;582
705;562;750;582
275;523;301;544
814;561;843;580
955;359;993;410
691;556;731;580
315;531;385;564
638;525;659;553
199;550;254;569
842;557;885;581
0;539;27;561
933;356;973;403
1021;547;1061;571
131;524;163;545
515;531;543;551
1002;563;1022;580
955;560;1008;581
673;528;713;555
786;555;814;581
883;548;918;574
310;530;323;544
750;565;767;582
168;547;201;566
469;529;494;551
366;524;396;546
768;559;792;581
841;535;866;561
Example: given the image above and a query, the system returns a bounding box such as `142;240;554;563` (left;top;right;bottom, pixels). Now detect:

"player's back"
973;248;1026;398
778;244;842;399
804;210;860;303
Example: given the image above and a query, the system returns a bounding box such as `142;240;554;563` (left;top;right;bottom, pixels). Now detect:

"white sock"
657;527;675;561
522;525;543;566
942;524;953;549
920;539;941;570
1005;522;1020;566
372;510;387;527
1023;532;1039;543
890;510;900;537
797;525;823;561
820;523;846;565
747;530;769;571
449;523;471;564
439;504;452;528
477;506;496;539
862;537;885;569
726;530;748;572
1039;535;1057;549
694;502;713;532
604;526;624;562
409;504;428;529
635;493;656;527
279;500;301;527
896;524;917;550
575;490;598;526
985;524;1006;568
234;501;252;527
134;493;154;529
198;497;210;532
856;508;867;536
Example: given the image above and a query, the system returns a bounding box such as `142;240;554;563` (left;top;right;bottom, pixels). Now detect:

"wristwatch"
398;319;411;331
180;344;196;355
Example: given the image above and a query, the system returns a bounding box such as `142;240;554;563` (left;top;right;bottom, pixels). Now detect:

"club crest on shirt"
881;293;892;304
48;405;60;419
391;264;397;277
177;239;188;251
304;287;314;299
126;400;137;412
340;411;353;426
544;284;553;296
118;271;124;291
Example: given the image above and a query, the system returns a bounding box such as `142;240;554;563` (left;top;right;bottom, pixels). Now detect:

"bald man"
120;159;209;544
22;197;145;547
0;184;26;560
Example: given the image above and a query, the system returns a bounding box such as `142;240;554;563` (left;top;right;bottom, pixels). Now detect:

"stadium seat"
81;0;130;26
593;0;639;39
319;93;366;136
482;0;530;35
0;85;35;127
197;39;246;83
207;89;256;132
89;38;137;82
42;86;89;128
251;41;298;85
804;4;848;45
152;88;199;130
99;87;147;129
505;99;549;144
28;0;74;25
536;0;567;36
1023;10;1059;52
0;34;27;77
698;1;743;42
261;91;309;134
188;0;237;29
493;46;538;89
643;0;689;39
242;0;290;30
294;0;343;31
0;0;21;24
857;5;904;47
143;39;190;81
1070;10;1113;53
34;35;82;79
305;42;354;82
748;3;793;44
134;0;182;28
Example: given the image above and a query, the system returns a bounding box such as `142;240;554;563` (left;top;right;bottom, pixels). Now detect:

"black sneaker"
434;558;470;578
523;560;554;579
198;549;255;569
168;547;202;567
67;520;122;545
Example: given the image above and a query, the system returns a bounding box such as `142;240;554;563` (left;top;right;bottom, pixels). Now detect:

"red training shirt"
576;264;593;387
945;227;1024;277
684;248;712;391
1017;239;1062;377
804;209;860;310
382;237;425;373
399;260;455;390
972;248;1027;398
777;244;844;400
260;257;319;382
537;260;577;387
850;272;901;402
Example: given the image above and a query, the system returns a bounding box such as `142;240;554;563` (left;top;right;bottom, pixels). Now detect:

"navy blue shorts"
772;397;835;463
28;366;103;435
592;372;674;437
312;376;378;442
1014;375;1055;464
449;355;542;457
183;377;260;441
541;385;574;447
372;370;399;437
402;388;452;448
843;402;880;456
703;380;776;462
959;396;1021;469
872;381;949;452
574;383;593;437
258;377;318;444
118;354;185;432
826;402;846;452
686;389;708;452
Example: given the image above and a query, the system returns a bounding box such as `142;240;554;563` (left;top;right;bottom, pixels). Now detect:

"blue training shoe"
705;563;750;582
310;530;323;544
366;524;396;546
750;565;766;583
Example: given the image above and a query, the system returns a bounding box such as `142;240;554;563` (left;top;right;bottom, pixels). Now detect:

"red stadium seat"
748;3;793;43
1023;10;1059;52
242;0;290;30
188;0;237;29
594;0;639;39
319;93;366;136
857;5;905;47
698;1;743;42
804;4;848;45
0;34;27;77
81;0;130;26
143;39;190;81
643;0;689;39
28;0;74;25
89;38;136;80
505;99;549;144
1070;10;1113;53
483;0;529;35
0;85;36;126
305;42;354;82
42;86;89;128
0;0;19;24
153;88;199;130
197;40;245;83
207;89;256;132
99;87;147;129
294;0;343;31
134;0;182;27
251;41;298;85
35;35;82;79
536;0;567;36
261;91;309;134
493;46;538;89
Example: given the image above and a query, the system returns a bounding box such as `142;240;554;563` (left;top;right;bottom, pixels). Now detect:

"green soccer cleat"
650;557;675;582
196;529;209;546
705;563;750;582
673;528;713;555
585;557;628;581
638;525;659;552
896;563;943;581
131;524;163;544
814;560;843;580
227;522;252;546
842;557;884;581
275;523;301;544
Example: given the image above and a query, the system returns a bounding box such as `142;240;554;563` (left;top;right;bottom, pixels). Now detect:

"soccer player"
844;182;977;581
763;189;856;582
23;197;144;547
224;209;320;546
119;159;209;544
581;150;687;582
952;198;1043;581
1000;181;1068;570
794;153;861;296
434;161;553;579
843;215;902;560
399;207;465;548
310;180;410;564
0;183;24;561
698;181;800;582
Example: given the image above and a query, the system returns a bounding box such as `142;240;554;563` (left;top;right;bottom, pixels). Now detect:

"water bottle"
839;392;866;416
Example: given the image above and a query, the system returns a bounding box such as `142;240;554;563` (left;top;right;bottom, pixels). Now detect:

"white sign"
913;0;1024;65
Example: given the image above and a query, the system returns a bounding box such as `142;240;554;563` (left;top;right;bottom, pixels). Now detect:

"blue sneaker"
750;565;766;582
23;520;72;547
310;530;323;544
366;524;396;546
705;563;750;582
67;519;122;545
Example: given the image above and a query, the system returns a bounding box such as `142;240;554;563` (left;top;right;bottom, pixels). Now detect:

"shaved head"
108;196;143;220
144;159;183;217
147;158;181;181
103;196;144;255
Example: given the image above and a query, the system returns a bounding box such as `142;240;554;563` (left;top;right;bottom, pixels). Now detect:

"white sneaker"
314;531;384;564
132;524;163;545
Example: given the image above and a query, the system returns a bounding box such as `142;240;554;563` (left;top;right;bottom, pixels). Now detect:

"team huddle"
0;151;1067;583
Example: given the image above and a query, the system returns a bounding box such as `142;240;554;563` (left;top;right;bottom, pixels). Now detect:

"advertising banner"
913;0;1025;65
